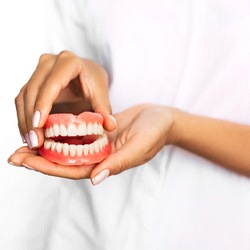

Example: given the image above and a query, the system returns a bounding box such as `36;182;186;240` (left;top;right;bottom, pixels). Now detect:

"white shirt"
3;1;250;249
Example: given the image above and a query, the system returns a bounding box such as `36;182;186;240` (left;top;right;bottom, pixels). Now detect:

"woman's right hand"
15;50;116;149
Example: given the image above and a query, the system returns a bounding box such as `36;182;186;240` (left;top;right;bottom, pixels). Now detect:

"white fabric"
1;0;250;249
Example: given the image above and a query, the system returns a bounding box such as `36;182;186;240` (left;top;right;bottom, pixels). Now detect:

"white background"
0;0;48;244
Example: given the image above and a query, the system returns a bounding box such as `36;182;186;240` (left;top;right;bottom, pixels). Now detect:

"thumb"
90;138;142;185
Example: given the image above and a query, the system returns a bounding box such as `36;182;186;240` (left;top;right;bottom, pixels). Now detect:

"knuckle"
38;53;53;65
114;157;129;175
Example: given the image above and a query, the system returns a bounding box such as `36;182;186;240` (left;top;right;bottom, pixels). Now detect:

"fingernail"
92;169;110;185
32;110;40;128
109;114;117;127
25;133;32;148
29;130;38;148
20;133;26;143
23;163;35;171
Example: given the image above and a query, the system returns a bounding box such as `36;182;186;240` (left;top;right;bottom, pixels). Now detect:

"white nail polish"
32;110;40;128
25;133;32;148
20;133;26;143
109;114;117;127
23;163;35;171
92;169;110;185
29;130;38;148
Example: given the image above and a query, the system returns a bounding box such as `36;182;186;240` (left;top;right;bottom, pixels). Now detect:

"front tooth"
49;127;54;137
69;144;76;157
87;123;93;135
45;128;50;138
59;124;67;136
44;140;52;149
76;145;83;157
53;124;60;137
56;143;63;154
97;139;103;150
77;123;87;136
68;124;77;136
63;143;69;156
93;123;98;135
83;145;89;156
98;124;103;135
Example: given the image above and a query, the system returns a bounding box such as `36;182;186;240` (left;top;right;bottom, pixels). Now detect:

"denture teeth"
93;141;100;153
98;124;103;135
56;143;63;154
44;140;52;149
53;124;60;137
77;123;87;136
93;123;98;135
49;127;54;137
69;144;76;157
67;124;77;136
43;134;109;157
76;145;83;157
83;144;89;156
51;142;56;151
87;123;93;135
63;143;69;156
59;124;67;136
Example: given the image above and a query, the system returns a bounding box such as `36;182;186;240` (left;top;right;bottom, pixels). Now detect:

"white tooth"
97;139;103;150
98;124;103;135
49;127;54;137
83;145;89;156
93;123;98;135
45;128;50;138
89;144;94;155
56;143;63;154
76;145;83;157
59;124;67;136
51;142;56;151
93;141;100;153
53;124;60;137
63;143;69;156
44;140;52;149
103;135;108;145
67;124;77;136
87;123;93;135
69;144;76;157
77;123;87;136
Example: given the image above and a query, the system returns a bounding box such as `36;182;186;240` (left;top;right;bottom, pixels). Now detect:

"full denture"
38;112;111;165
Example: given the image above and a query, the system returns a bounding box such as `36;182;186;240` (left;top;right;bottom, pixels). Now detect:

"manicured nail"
25;133;32;148
109;114;117;127
23;163;35;171
29;130;38;148
32;110;40;128
20;133;26;143
92;169;110;185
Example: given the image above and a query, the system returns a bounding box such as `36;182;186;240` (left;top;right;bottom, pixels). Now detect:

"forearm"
169;109;250;176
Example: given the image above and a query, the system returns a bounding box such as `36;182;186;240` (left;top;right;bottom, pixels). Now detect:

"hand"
15;51;116;149
8;104;173;182
90;104;175;185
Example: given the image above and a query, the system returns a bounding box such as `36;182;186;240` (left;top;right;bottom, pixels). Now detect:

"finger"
80;60;116;132
15;85;28;141
23;156;94;179
90;137;147;185
34;51;86;128
23;54;56;132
